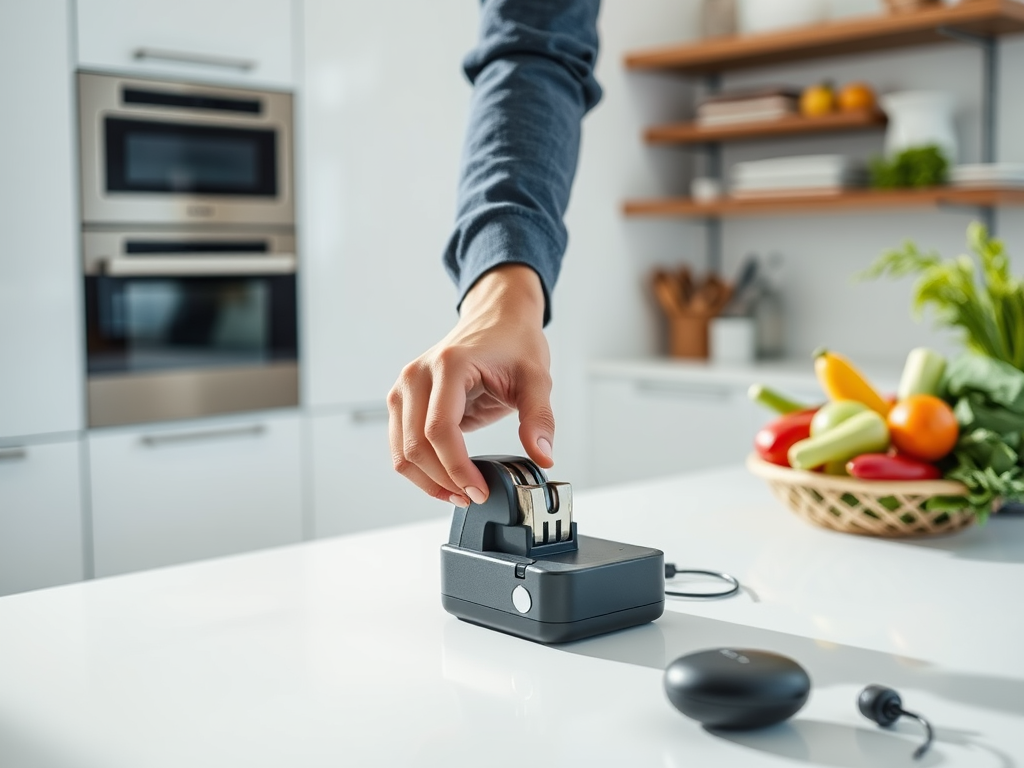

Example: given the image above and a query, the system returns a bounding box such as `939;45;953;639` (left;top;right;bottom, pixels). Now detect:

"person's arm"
389;0;601;506
445;0;602;326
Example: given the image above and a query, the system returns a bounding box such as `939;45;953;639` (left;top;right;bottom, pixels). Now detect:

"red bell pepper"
845;453;941;481
754;409;816;467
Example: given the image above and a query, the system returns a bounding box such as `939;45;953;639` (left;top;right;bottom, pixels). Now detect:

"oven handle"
133;47;256;72
0;447;27;462
99;255;296;277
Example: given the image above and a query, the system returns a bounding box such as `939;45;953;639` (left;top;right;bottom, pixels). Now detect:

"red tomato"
886;395;959;461
754;410;816;466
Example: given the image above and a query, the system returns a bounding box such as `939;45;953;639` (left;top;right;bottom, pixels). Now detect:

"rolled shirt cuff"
447;209;562;326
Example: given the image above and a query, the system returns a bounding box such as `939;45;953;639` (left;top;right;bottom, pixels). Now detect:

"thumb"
516;374;555;469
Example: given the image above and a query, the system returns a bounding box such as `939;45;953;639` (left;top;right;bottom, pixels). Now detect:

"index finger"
425;372;489;503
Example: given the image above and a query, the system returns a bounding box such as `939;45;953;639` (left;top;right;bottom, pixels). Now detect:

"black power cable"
664;563;740;599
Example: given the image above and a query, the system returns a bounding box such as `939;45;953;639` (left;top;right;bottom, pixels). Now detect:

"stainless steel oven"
83;231;298;427
78;73;293;226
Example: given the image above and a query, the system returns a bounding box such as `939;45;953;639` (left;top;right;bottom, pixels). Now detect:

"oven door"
78;72;293;226
84;231;299;428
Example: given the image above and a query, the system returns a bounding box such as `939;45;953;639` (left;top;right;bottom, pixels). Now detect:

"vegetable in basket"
887;394;958;462
810;400;868;436
863;224;1024;519
897;347;946;399
754;410;816;467
929;354;1024;519
813;349;890;416
747;384;809;415
789;410;890;470
846;453;942;481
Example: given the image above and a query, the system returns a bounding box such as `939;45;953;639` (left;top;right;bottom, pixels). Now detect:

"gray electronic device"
440;455;665;644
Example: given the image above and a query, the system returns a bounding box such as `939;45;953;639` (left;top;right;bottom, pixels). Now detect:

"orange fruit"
838;82;877;112
886;395;959;461
800;82;836;117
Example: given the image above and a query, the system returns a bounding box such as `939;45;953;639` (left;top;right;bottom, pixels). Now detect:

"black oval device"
664;648;810;730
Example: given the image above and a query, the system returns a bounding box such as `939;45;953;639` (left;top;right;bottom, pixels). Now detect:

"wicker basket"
746;454;975;537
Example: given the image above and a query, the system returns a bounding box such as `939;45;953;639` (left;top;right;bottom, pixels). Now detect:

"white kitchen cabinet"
587;359;904;487
0;1;83;438
89;411;303;577
309;405;524;537
589;375;759;486
0;439;85;596
299;0;478;408
76;0;295;88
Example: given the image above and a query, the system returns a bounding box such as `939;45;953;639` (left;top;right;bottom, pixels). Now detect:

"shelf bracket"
937;25;998;235
702;72;723;273
936;201;996;232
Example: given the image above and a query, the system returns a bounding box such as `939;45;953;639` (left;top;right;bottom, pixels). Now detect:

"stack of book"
730;155;867;198
696;87;799;126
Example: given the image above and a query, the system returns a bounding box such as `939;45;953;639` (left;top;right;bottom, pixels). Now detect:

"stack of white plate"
950;163;1024;188
730;155;866;197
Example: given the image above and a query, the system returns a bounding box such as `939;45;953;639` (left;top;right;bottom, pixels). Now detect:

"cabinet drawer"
0;440;85;596
76;0;295;88
89;411;303;577
589;378;757;486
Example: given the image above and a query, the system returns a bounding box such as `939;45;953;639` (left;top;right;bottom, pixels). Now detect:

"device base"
442;594;664;644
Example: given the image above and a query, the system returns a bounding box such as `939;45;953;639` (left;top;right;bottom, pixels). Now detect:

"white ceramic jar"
738;0;828;34
880;91;958;162
710;317;758;365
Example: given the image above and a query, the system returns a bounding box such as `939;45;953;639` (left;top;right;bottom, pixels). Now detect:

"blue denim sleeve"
443;0;602;325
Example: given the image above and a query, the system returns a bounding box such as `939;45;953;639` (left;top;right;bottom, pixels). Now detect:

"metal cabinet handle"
141;424;265;447
351;407;390;424
102;255;296;277
635;380;732;401
0;447;27;461
133;47;256;72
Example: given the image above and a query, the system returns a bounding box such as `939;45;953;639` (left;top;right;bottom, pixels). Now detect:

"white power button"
511;585;532;614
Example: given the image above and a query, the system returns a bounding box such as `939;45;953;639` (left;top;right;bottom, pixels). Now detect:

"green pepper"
810;400;868;436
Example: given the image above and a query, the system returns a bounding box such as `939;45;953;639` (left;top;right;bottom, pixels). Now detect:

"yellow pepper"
813;349;891;416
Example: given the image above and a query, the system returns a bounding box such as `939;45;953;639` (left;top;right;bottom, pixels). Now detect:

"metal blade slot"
515;481;573;545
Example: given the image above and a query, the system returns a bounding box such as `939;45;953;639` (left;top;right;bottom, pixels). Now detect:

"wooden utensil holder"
668;314;711;359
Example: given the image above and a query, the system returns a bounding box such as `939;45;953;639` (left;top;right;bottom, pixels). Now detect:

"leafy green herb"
860;222;1024;371
927;357;1024;519
869;145;949;189
926;446;1024;522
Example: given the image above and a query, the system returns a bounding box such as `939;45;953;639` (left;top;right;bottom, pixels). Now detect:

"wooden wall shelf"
624;0;1024;73
645;109;887;145
623;187;1024;218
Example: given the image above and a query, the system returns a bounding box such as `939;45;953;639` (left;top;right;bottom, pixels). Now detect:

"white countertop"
1;467;1022;767
589;356;903;392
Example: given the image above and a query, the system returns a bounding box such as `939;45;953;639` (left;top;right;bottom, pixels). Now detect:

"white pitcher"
880;91;958;162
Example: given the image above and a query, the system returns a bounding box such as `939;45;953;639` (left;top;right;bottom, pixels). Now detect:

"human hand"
387;264;554;507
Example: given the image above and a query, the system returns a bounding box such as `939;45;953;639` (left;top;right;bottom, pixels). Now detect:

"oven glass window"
105;118;277;196
86;276;297;374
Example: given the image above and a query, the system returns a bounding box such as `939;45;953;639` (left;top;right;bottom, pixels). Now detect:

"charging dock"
440;456;664;644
